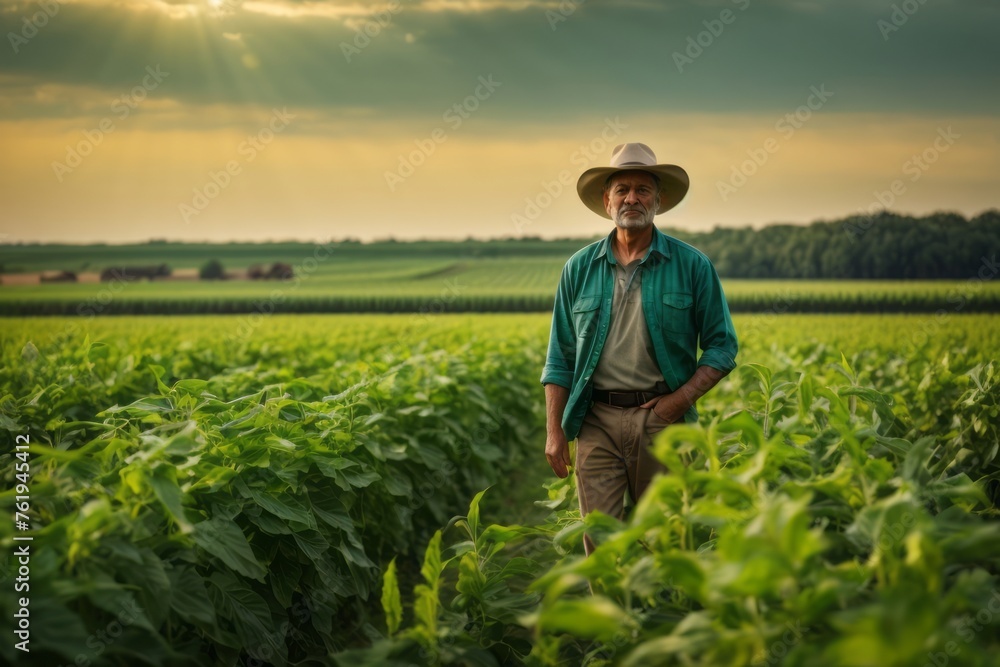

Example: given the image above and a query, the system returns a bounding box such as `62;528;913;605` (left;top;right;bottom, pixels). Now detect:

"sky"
0;0;998;243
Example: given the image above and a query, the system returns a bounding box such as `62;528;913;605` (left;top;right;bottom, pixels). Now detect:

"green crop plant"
0;316;546;665
2;313;998;666
343;317;1000;666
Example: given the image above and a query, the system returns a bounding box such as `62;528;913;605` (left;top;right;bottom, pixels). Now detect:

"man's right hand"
545;433;572;478
543;383;572;478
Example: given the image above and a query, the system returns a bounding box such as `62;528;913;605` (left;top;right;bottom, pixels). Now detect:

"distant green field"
3;240;999;314
0;239;587;274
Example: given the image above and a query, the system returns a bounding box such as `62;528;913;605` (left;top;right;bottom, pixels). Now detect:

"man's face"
603;171;660;230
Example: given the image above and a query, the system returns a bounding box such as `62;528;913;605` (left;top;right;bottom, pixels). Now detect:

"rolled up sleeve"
693;258;738;374
540;263;576;388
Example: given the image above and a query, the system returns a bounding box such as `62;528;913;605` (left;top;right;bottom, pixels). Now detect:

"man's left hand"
640;392;688;424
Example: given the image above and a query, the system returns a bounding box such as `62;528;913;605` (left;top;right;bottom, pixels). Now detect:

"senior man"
541;142;738;555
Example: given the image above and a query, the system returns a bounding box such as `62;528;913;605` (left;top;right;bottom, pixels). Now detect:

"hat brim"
576;165;689;219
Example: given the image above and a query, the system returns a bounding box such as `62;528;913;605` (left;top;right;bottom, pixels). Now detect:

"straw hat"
576;143;689;219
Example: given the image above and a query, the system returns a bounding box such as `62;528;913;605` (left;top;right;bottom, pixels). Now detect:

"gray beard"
613;209;654;230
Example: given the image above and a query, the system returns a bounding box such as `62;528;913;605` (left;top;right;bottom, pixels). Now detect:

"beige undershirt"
591;256;665;392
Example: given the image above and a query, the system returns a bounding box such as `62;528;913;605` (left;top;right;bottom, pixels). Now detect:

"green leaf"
337;466;381;490
149;465;192;532
173;378;209;394
552;521;586;552
119;548;173;628
902;436;933;484
81;571;157;633
248;488;317;529
382;473;413;497
192;517;267;581
538;596;631;643
149;363;171;394
381;558;402;636
313;455;381;491
421;530;444;587
337;539;375;568
480;523;533;546
455;551;486;601
467;488;487;543
168;566;216;626
839;351;855;380
293;529;331;563
208;572;287;667
271;559;301;608
742;362;772;389
311;492;354;532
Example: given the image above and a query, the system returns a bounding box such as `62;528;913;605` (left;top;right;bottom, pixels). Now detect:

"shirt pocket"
660;292;695;334
572;295;602;339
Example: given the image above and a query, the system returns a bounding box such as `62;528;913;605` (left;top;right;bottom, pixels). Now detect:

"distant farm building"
248;262;295;280
100;264;171;282
40;270;78;283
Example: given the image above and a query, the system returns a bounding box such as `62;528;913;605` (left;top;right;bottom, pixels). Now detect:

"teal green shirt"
541;225;738;440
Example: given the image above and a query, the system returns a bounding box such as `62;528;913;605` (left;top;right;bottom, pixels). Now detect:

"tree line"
667;210;999;280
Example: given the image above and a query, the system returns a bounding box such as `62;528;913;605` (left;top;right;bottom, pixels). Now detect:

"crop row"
344;333;1000;666
2;314;998;666
0;318;546;666
2;291;1000;315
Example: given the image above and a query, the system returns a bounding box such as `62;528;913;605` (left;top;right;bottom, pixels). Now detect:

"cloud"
240;1;396;20
2;0;996;124
0;0;569;21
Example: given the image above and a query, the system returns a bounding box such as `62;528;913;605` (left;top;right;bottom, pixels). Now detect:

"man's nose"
624;189;639;204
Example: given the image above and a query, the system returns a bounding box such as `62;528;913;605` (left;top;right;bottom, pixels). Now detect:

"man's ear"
603;190;612;215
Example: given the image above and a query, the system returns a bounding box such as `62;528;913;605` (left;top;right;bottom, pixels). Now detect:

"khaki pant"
575;401;671;556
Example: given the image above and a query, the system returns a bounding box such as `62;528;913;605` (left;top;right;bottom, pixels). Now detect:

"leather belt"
592;389;660;408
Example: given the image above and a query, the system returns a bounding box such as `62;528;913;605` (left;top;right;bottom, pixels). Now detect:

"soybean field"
1;313;998;666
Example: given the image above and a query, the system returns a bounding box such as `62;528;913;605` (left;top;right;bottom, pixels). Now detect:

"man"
540;142;738;555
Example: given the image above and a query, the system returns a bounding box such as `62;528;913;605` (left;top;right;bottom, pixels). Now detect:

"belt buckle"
608;391;634;407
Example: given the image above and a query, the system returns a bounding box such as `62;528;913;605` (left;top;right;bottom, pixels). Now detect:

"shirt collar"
594;224;672;265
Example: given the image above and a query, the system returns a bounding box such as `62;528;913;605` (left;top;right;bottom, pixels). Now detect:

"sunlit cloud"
0;0;995;242
241;1;393;20
0;0;567;20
